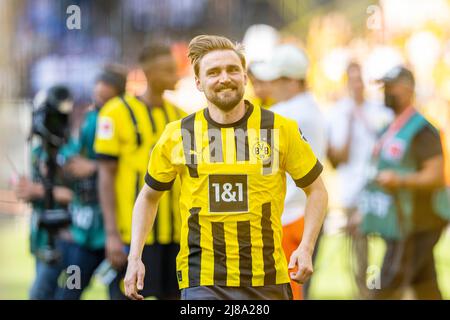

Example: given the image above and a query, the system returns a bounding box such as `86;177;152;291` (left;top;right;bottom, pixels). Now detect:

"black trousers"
109;243;180;300
370;228;443;300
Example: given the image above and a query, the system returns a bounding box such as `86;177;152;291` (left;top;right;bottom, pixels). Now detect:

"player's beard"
206;83;245;112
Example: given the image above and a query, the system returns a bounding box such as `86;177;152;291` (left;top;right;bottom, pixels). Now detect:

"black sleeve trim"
95;153;119;161
145;172;175;191
294;159;323;188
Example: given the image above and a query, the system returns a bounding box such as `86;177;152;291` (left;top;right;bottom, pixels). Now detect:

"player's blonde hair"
188;35;246;76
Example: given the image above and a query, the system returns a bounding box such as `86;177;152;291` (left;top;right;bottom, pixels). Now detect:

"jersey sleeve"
94;101;121;160
145;122;180;191
284;119;323;188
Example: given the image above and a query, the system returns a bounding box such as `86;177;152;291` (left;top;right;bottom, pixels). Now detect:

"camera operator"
55;67;127;299
13;85;74;300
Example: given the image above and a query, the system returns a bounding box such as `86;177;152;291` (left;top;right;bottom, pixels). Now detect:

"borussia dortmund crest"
252;140;271;161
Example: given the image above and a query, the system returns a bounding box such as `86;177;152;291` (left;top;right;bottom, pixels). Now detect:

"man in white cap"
327;62;393;298
251;44;327;300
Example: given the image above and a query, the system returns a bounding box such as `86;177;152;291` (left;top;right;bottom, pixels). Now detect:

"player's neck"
207;99;247;125
142;89;164;108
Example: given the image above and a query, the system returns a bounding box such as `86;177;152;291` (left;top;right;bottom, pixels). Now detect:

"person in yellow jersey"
94;42;184;300
124;35;328;300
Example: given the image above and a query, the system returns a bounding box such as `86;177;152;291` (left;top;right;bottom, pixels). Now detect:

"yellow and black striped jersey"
94;94;185;245
145;100;322;289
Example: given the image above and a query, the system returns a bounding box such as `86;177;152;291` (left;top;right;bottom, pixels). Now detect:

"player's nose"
218;70;231;84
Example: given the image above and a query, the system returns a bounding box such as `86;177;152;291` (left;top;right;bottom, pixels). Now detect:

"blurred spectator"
251;44;327;300
247;65;275;109
326;62;393;297
360;66;449;299
327;62;393;210
442;108;450;185
55;66;127;299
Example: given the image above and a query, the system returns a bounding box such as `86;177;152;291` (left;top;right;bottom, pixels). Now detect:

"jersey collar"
204;100;254;128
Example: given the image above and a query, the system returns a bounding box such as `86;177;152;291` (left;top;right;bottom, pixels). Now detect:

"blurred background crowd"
0;0;449;299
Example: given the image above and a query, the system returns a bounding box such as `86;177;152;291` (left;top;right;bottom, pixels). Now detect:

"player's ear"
195;76;203;92
243;71;248;86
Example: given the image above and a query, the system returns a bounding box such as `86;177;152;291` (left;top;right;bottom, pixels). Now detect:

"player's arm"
124;122;179;299
97;159;127;269
98;160;118;233
283;119;328;284
289;176;328;284
125;184;164;300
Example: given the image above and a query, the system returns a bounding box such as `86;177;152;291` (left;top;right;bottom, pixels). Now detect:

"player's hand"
105;233;128;270
124;257;145;300
288;247;313;284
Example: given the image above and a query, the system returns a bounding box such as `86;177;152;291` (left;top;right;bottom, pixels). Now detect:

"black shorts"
109;243;180;300
181;283;293;300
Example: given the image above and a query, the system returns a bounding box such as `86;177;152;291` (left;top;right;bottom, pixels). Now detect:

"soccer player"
94;43;184;299
124;35;328;300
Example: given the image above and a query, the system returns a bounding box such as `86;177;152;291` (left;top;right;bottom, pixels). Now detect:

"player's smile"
215;84;236;92
215;85;237;99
